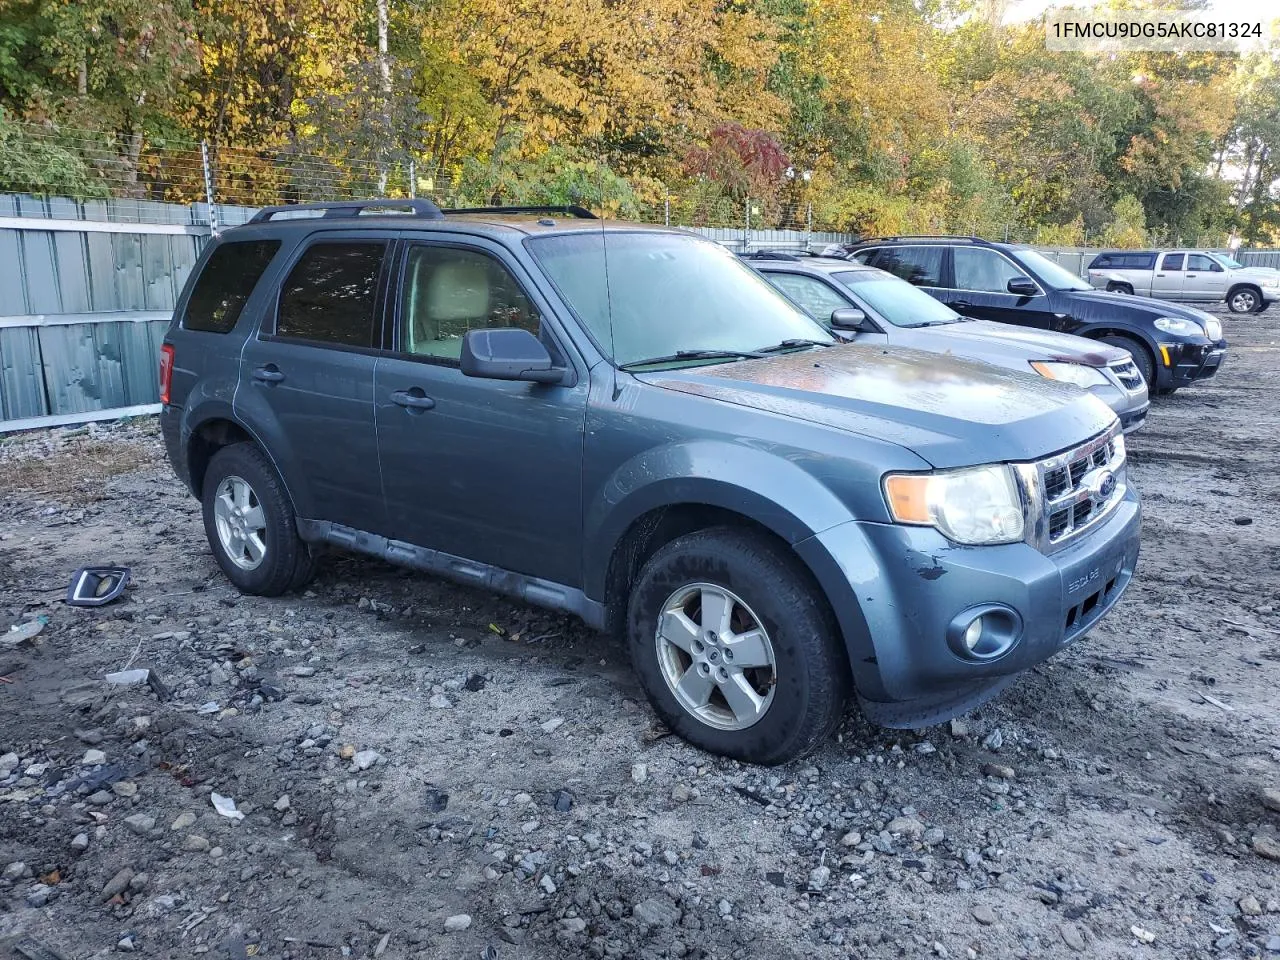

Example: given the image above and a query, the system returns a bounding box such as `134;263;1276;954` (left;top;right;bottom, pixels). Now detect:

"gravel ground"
2;304;1280;960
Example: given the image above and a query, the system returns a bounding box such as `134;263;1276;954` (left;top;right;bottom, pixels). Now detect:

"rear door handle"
252;365;285;384
391;389;436;411
951;300;971;310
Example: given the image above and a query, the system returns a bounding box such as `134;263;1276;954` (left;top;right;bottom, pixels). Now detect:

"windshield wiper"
756;338;834;352
618;349;767;370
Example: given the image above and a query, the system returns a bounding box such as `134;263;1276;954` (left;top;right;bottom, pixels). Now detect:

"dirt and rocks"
2;305;1280;960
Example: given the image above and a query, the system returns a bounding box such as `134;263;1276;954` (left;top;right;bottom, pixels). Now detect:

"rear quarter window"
184;240;281;333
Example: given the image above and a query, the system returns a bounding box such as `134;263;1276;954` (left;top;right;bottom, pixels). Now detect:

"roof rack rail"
739;249;802;261
442;205;598;220
854;235;987;245
248;198;445;223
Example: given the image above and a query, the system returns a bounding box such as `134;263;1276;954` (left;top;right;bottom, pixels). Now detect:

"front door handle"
951;300;971;310
1186;274;1197;278
391;389;436;411
252;365;285;384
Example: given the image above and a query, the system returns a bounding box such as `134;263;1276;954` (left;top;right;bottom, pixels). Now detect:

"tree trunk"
377;0;391;193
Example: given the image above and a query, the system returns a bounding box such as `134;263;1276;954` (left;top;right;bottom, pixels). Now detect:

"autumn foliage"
0;0;1275;241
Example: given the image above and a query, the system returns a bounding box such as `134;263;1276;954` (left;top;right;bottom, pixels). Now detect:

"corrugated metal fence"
0;195;259;431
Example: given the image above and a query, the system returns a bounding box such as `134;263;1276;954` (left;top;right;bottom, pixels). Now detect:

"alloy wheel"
654;583;777;731
213;475;268;571
1231;290;1258;313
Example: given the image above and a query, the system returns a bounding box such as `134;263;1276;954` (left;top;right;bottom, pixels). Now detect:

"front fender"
581;438;891;697
1073;322;1160;359
583;439;860;599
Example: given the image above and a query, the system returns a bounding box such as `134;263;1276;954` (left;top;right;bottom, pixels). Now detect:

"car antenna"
596;167;621;400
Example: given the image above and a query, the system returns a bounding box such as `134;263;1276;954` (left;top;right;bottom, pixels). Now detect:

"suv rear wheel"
627;527;848;765
202;442;315;596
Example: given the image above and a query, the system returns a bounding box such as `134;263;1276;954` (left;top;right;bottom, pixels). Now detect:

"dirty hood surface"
641;343;1117;469
915;320;1128;367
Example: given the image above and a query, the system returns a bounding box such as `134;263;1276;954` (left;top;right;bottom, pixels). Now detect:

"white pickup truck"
1087;249;1280;313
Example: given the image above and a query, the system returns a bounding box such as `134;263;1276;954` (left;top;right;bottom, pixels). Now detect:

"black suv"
842;237;1227;393
159;201;1141;764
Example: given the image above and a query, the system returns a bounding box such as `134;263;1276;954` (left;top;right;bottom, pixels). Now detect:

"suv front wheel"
201;442;316;596
627;527;848;765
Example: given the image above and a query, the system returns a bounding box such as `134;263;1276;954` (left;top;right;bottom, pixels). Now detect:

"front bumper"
1088;382;1149;434
1159;339;1227;388
812;487;1141;725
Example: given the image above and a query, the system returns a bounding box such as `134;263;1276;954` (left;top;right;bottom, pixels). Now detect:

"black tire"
1106;282;1133;296
201;442;310;596
1100;334;1156;390
1228;285;1262;314
626;526;849;765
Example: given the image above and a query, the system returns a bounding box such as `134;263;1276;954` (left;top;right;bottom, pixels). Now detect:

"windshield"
833;270;962;327
527;231;833;367
1016;249;1092;291
1214;253;1244;269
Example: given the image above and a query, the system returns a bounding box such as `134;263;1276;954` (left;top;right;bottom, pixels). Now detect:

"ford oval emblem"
1097;470;1116;499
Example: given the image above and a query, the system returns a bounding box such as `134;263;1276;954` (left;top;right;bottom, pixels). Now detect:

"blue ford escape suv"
160;200;1141;764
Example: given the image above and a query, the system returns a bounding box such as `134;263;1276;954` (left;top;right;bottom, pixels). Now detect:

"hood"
1067;289;1223;326
1233;266;1280;281
904;319;1127;367
640;343;1117;469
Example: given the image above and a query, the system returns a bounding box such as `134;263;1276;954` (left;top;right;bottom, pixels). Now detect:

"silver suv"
1087;250;1280;313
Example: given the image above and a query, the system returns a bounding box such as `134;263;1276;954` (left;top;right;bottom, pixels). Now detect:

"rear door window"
276;241;388;348
184;240;280;333
1161;253;1185;271
872;246;945;287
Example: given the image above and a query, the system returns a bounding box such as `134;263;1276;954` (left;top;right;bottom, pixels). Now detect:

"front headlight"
883;464;1025;546
1029;361;1110;388
1204;316;1222;340
1260;277;1279;287
1154;316;1204;337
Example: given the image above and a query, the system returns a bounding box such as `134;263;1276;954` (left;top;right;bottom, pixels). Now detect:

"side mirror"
1006;277;1039;296
460;328;562;384
830;307;869;331
1211;262;1224;272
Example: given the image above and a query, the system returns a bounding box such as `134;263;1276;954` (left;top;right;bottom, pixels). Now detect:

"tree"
1100;195;1148;248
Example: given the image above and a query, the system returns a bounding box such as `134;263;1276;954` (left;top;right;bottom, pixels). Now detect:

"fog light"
947;605;1022;662
963;617;984;652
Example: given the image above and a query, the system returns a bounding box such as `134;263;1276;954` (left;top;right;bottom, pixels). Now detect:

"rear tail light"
159;344;175;405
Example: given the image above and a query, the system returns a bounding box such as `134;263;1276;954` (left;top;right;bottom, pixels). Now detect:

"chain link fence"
2;120;840;241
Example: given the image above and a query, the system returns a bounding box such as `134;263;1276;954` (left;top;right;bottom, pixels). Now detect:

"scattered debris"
65;565;130;606
4;616;48;648
210;793;245;821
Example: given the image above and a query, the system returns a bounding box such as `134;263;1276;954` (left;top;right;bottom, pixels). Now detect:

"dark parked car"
839;237;1227;393
160;200;1140;764
746;253;1149;433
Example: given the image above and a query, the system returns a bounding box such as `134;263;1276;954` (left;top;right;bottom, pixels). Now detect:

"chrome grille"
1019;427;1126;552
1109;359;1144;390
